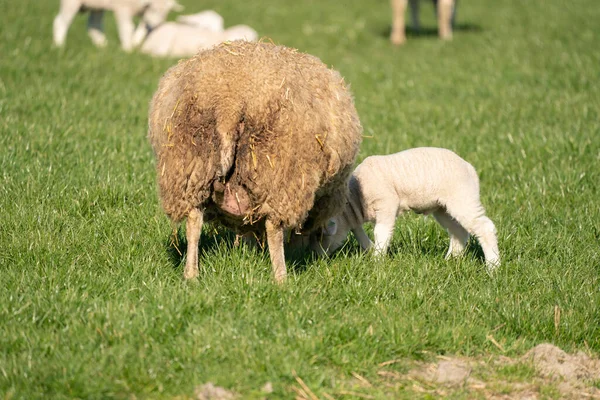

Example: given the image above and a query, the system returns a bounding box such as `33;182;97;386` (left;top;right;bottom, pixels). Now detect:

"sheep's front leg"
437;0;454;40
390;0;408;45
113;7;135;52
87;10;107;47
265;219;287;283
184;208;203;280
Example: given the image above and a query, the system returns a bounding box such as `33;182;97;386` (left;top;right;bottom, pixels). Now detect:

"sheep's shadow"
165;227;322;277
165;226;237;270
379;22;483;40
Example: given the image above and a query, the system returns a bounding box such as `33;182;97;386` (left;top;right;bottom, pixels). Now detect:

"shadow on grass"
165;226;237;270
387;236;487;266
165;227;322;277
379;22;483;40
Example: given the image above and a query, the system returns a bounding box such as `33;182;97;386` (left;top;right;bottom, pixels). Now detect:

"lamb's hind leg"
445;201;500;272
266;219;287;283
87;10;107;47
184;208;203;280
432;209;470;259
53;0;81;47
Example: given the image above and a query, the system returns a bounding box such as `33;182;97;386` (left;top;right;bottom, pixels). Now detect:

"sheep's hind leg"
432;209;470;259
390;0;408;45
265;219;287;283
184;208;203;280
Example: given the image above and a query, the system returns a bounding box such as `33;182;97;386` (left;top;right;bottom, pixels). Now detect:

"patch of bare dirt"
374;343;600;399
194;383;236;400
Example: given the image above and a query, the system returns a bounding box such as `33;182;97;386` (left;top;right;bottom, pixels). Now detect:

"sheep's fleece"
315;147;500;270
148;41;362;281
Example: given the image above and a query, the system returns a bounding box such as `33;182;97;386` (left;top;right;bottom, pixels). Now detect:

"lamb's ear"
324;220;337;236
170;0;184;12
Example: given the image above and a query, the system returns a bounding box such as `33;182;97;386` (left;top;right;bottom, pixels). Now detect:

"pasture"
1;0;599;398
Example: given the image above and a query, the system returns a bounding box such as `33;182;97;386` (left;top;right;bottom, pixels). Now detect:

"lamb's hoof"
93;39;108;48
485;259;500;275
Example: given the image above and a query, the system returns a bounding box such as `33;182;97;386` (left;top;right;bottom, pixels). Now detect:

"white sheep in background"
53;0;183;52
140;11;258;58
141;23;258;58
176;10;224;32
315;147;500;271
390;0;458;45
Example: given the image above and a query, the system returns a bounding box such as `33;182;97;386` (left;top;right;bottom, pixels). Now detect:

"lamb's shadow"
387;236;487;265
379;22;483;40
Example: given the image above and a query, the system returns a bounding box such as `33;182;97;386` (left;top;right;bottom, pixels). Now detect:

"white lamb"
140;20;258;58
315;147;500;271
53;0;183;52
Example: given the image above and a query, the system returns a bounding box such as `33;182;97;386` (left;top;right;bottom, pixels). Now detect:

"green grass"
1;0;599;398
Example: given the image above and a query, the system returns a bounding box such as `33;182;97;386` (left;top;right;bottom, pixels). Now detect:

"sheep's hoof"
439;31;453;41
183;265;199;280
390;34;406;46
273;271;287;284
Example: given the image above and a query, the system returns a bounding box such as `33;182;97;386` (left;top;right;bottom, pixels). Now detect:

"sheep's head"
310;216;351;256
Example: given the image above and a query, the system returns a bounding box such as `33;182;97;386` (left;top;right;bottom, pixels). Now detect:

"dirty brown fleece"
148;40;362;281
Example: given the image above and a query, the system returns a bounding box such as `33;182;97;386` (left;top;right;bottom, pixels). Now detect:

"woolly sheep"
314;147;500;271
53;0;183;51
148;41;362;282
390;0;457;45
140;23;258;58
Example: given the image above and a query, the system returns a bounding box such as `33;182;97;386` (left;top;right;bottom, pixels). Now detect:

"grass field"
1;0;600;398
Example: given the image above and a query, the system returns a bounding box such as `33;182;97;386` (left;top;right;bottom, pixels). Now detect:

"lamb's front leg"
184;208;203;280
132;22;149;48
370;211;397;259
266;219;287;284
113;7;135;52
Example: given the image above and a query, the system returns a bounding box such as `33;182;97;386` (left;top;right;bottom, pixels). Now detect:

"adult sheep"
53;0;183;51
148;41;363;283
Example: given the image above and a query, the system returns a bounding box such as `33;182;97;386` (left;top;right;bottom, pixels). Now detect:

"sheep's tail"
216;103;243;178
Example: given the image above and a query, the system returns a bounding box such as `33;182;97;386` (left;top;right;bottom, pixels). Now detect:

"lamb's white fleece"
53;0;183;51
140;23;258;58
316;147;500;271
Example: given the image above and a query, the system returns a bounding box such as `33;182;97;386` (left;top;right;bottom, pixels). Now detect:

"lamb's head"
310;214;353;256
133;0;184;46
144;0;184;27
